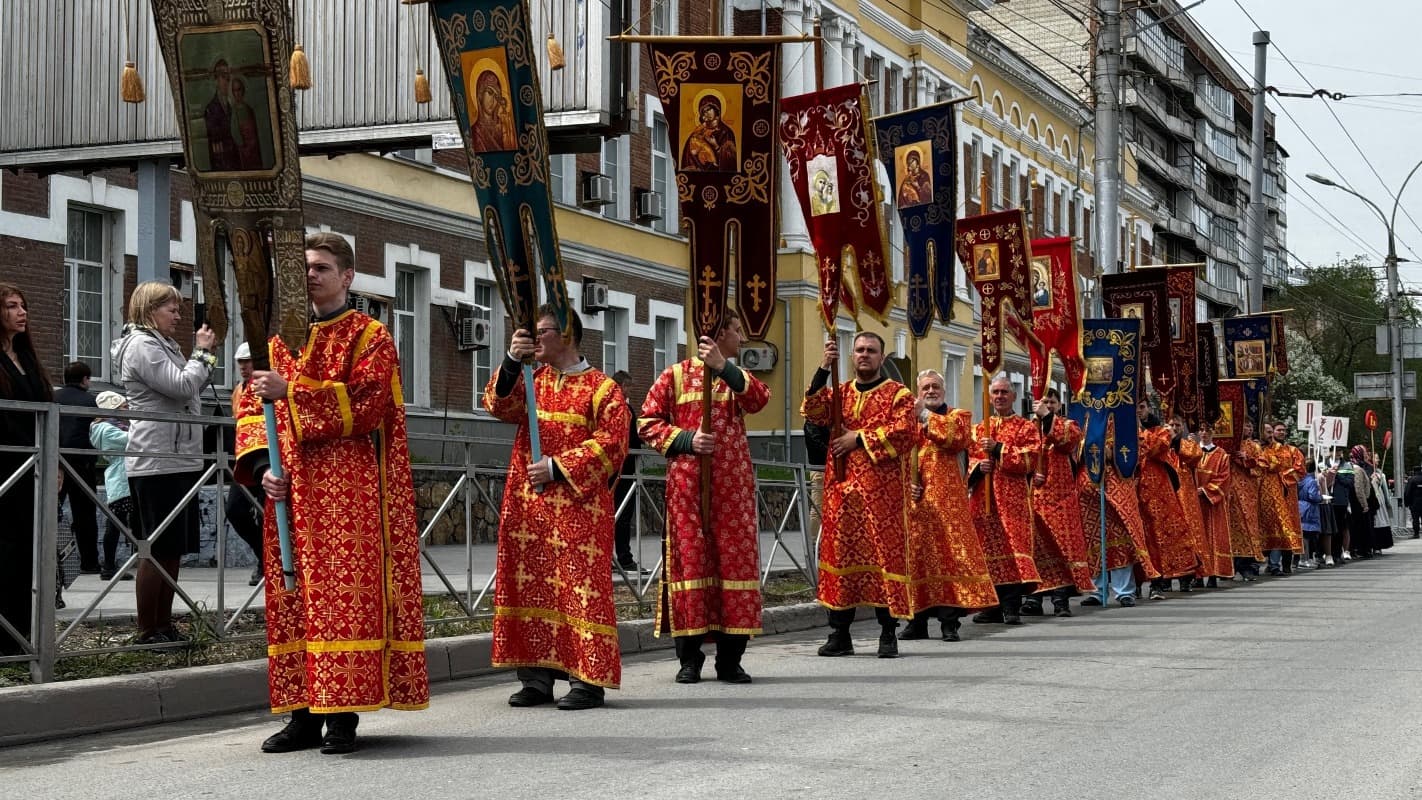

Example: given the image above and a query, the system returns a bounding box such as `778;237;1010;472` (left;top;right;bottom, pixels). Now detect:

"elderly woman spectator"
111;282;216;646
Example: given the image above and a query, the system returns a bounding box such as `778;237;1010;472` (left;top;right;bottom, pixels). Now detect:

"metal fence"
0;398;821;683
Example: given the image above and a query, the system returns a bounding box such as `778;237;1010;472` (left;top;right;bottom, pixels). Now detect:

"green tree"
1270;327;1353;429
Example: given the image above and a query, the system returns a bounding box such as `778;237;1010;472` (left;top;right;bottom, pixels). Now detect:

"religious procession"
1;0;1414;768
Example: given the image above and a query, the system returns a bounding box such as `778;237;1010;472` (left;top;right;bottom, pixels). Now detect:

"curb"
0;601;838;748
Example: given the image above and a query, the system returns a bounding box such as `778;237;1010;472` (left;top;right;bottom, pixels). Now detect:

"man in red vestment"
1136;401;1195;600
803;333;915;658
639;312;769;684
1195;420;1234;587
239;233;428;755
1168;413;1211;592
485;307;630;711
1021;388;1094;618
969;375;1044;625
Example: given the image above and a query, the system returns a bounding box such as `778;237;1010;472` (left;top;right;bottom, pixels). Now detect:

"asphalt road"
7;540;1422;799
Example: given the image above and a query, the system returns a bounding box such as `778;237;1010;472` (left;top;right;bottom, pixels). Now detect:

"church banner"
149;0;310;363
1027;236;1085;399
643;39;781;339
1165;266;1200;422
1213;379;1246;452
954;209;1036;376
1101;270;1171;406
428;0;571;335
1196;321;1220;426
1069;318;1143;484
873;101;958;336
1221;314;1274;380
781;83;892;329
1271;313;1290;376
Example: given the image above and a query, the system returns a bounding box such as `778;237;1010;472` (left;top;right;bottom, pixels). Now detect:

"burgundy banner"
1027;236;1084;399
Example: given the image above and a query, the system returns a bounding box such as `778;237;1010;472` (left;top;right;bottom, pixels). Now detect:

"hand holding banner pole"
261;400;298;591
524;360;543;493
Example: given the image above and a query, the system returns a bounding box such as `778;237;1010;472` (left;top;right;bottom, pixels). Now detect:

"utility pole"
1386;230;1405;508
1246;31;1269;314
1092;0;1121;315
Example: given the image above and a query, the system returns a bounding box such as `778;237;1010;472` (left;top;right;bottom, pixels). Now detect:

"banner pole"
1099;478;1109;606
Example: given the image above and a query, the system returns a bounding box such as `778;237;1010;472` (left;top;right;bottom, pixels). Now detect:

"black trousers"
612;475;636;565
225;484;265;564
674;631;749;668
59;456;99;569
827;606;895;631
1331;506;1350;561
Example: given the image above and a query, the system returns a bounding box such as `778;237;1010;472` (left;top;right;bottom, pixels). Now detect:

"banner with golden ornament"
1027;236;1085;399
954;210;1036;376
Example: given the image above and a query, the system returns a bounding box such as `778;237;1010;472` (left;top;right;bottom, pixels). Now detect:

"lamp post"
1309;160;1422;510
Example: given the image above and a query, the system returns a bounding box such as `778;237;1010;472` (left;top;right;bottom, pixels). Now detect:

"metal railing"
0;398;822;683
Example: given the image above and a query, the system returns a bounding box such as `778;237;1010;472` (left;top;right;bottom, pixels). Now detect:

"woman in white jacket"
111;282;216;646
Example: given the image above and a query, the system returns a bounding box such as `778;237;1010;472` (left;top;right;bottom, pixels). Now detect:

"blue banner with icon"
1069;318;1143;484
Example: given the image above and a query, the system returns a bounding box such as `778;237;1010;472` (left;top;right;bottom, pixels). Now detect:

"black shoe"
508;687;555;707
1002;612;1023;626
941;619;962;642
1019;599;1045;616
614;560;643;574
817;632;854;657
1117;595;1136;607
675;661;703;684
715;666;753;684
877;630;899;658
1205;577;1219;588
898;620;929;640
1176;581;1192;593
1080;595;1103;607
972;608;1004;624
261;712;324;753
319;713;358;755
1191;578;1206;588
1052;602;1072;617
79;564;102;575
557;688;605;710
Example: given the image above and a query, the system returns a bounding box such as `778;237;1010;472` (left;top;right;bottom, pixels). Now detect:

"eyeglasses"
535;327;559;337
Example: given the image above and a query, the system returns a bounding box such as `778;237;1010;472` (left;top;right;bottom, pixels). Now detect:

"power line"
1289;178;1387;260
1225;51;1422;84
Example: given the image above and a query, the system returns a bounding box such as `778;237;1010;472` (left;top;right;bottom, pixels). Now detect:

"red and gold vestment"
638;359;769;638
1137;427;1197;578
484;362;629;688
1196;445;1236;577
1258;442;1300;553
908;407;999;612
1173;438;1212;577
969;415;1043;587
1228;441;1265;560
1079;466;1160;580
235;311;428;714
802;378;915;619
1030;415;1095;593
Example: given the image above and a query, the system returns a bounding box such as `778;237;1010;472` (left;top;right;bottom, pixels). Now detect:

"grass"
0;571;818;688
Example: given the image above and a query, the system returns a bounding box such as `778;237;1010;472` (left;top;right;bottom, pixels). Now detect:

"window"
836;328;855;382
601;136;623;219
1008;156;1021;206
969;136;983;200
942;354;963;408
1042;179;1055;233
654;316;678;374
602;307;628;374
393;269;418;398
650;112;678;234
650;0;675;35
865;55;883;114
472;280;495;408
990;148;1002;208
63;208;108;378
885;65;902;114
549;154;574;205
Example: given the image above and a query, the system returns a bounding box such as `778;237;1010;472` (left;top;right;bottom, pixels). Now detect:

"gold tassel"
414;68;432;104
289;44;312;90
120;60;146;103
546;33;565;71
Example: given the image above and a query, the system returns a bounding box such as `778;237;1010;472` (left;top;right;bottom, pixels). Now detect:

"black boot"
1019;596;1045;616
674;635;706;683
938;608;963;642
999;585;1023;625
320;712;358;755
1051;589;1072;617
1176;578;1192;593
713;633;751;683
899;611;930;640
877;626;899;658
261;707;324;753
818;610;855;656
1205;576;1219;589
972;606;1004;624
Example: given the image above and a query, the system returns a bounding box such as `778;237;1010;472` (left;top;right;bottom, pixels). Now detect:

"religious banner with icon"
1164;266;1200;422
1213;379;1247;452
427;0;571;336
780;83;892;329
1101;270;1172;406
1271;313;1290;376
873;101;959;336
638;39;781;339
1068;318;1142;484
1221;315;1275;380
1026;236;1085;400
954;210;1037;376
149;0;310;361
1196;321;1221;426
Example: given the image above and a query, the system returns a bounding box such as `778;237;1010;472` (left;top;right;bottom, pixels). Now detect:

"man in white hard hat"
227;341;265;585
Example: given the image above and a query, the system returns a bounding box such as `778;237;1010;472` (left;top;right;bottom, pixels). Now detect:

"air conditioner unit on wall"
636;190;664;221
457;317;491;351
349;294;386;322
581;278;610;314
581;172;613;208
738;344;777;372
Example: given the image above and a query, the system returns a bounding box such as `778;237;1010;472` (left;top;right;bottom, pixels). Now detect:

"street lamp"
1308;161;1422;511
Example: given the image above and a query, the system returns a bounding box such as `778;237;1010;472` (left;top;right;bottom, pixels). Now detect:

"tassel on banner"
289;44;312;90
414;68;432;103
546;33;565;71
120;60;146;103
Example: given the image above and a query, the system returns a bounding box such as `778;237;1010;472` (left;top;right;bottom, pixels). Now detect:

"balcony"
1124;85;1171;130
1158;216;1195;240
1133;144;1191;188
1195;141;1238;178
1123;12;1190;90
1197;190;1234;219
1196;276;1241;311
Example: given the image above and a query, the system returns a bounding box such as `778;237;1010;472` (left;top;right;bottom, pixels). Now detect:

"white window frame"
649;0;677;36
653;315;678;375
470;279;498;410
649;106;679;234
836;325;856;383
391;265;431;408
602;305;629;374
601;135;629;220
63;206;110;380
942;353;964;409
549;153;575;205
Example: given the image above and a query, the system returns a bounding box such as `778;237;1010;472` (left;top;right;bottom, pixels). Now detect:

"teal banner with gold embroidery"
427;0;570;335
1069;318;1143;484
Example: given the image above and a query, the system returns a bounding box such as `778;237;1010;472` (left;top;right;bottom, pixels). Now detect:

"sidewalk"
56;530;817;622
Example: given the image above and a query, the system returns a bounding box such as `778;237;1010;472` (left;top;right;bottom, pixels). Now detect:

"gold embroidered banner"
644;39;781;339
150;0;309;364
1027;236;1084;399
1102;270;1171;405
954;210;1036;375
780;83;893;329
1165;266;1199;422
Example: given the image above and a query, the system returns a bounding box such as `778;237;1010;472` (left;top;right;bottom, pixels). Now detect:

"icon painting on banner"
972;243;1001;282
679;84;743;173
807;154;841;217
461;47;519;153
894;141;933;208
